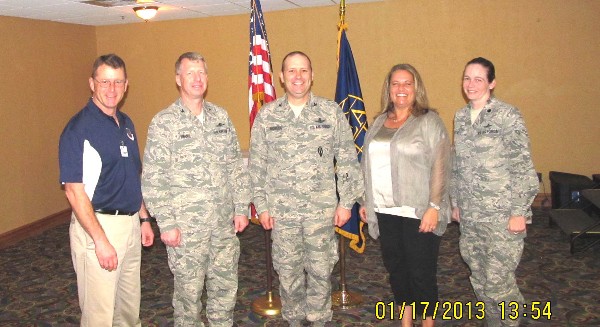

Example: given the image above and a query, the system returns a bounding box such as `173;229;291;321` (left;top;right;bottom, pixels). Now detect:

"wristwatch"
429;202;441;211
139;217;153;223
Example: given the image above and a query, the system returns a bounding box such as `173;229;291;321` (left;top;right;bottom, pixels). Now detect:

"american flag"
248;0;276;127
249;0;275;220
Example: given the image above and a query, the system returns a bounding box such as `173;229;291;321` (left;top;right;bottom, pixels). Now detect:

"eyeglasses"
94;78;127;89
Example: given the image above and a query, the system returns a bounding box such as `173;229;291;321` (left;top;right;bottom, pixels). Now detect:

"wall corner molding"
0;209;71;250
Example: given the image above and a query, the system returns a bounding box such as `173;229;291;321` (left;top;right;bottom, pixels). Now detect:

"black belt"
94;209;137;216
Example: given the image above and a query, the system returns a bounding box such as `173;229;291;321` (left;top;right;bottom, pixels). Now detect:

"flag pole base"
332;289;363;309
251;291;282;317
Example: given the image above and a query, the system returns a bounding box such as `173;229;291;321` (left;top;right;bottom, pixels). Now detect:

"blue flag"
335;28;368;254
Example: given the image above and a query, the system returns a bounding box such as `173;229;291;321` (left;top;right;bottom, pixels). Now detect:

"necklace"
388;113;409;124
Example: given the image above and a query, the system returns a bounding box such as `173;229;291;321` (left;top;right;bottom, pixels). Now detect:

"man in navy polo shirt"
59;54;154;327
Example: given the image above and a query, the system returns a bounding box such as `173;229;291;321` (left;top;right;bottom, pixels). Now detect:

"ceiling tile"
0;0;383;26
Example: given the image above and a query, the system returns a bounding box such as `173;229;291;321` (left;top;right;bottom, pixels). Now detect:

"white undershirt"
290;103;304;118
470;107;483;125
196;110;205;125
369;128;417;219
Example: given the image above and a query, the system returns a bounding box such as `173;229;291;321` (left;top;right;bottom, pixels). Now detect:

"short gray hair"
175;52;207;74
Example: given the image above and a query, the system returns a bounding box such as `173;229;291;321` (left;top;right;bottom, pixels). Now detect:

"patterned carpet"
1;209;599;326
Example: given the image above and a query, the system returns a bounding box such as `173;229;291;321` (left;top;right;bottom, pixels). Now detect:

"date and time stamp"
374;301;552;321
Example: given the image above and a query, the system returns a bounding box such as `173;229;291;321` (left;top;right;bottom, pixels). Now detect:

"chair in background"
548;171;600;254
549;171;596;210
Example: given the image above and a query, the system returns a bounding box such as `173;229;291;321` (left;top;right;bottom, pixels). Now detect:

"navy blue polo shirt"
59;99;143;212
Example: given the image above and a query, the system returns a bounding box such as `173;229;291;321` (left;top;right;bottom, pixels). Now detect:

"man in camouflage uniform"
142;52;249;327
451;57;538;327
248;51;364;327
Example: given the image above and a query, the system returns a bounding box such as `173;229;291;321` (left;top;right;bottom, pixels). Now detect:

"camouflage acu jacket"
142;98;249;232
248;93;364;219
451;97;538;222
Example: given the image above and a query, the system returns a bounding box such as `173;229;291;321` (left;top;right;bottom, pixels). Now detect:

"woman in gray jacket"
359;64;451;327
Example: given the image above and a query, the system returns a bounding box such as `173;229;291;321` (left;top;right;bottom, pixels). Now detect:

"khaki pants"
70;212;142;327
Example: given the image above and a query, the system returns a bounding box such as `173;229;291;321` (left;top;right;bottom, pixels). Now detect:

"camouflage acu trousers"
271;215;339;324
459;220;525;327
166;223;240;327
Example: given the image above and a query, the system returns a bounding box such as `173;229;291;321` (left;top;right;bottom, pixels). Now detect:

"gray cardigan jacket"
360;111;451;239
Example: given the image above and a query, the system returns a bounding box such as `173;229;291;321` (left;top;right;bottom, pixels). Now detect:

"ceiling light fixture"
133;6;159;21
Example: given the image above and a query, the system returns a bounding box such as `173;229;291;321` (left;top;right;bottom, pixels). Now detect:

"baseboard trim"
0;209;71;250
0;193;552;250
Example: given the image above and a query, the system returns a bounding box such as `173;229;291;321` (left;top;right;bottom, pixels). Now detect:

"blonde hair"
380;64;430;117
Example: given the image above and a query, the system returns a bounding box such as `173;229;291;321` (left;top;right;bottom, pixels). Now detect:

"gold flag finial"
339;0;346;27
336;0;347;67
338;0;347;31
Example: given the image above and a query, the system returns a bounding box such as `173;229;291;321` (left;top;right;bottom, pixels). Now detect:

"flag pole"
332;234;363;309
340;0;346;24
251;228;281;316
332;0;363;310
248;0;281;317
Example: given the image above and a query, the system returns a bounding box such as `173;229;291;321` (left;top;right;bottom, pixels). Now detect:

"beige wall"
1;0;599;234
0;17;96;234
98;0;600;181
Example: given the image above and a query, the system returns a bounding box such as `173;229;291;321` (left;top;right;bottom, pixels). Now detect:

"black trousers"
377;212;441;317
